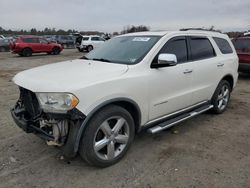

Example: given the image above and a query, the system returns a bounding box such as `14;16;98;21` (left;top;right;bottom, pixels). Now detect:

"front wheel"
79;105;135;167
211;80;231;114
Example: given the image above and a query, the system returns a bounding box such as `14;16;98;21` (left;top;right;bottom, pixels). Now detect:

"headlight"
36;93;79;113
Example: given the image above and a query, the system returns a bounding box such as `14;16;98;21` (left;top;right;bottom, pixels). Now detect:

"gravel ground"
0;49;249;188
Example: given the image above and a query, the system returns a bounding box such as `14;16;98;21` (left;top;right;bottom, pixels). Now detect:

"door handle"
183;69;193;74
217;63;224;67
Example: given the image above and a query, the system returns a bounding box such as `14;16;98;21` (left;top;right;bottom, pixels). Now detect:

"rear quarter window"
190;37;216;61
213;37;233;54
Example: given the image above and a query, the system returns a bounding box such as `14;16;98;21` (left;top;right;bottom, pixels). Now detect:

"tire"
77;48;83;52
211;80;231;114
52;47;60;55
87;45;93;52
0;47;5;52
61;120;82;159
22;48;32;57
79;105;135;167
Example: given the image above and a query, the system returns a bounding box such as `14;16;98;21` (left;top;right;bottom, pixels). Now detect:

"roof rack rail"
180;28;221;33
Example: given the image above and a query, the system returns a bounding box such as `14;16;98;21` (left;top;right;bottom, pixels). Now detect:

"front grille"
19;87;41;118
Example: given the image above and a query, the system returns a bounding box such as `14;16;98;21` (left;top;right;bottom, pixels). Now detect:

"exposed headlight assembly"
36;93;79;113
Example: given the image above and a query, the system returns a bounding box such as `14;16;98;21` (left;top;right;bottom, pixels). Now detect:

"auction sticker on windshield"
132;37;151;42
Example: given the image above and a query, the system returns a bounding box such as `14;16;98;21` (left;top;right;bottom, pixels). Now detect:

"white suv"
11;30;238;167
76;35;105;52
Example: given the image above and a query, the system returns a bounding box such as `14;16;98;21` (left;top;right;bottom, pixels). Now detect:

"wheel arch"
221;74;234;90
73;98;141;153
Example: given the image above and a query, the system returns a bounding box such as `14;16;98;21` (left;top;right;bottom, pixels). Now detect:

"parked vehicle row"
11;30;238;167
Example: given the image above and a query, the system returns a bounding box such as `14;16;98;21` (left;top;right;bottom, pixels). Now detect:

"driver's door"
148;36;194;121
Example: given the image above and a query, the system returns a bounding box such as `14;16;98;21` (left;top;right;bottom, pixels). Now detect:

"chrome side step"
147;104;213;134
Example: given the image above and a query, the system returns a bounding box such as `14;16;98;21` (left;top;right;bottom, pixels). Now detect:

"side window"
213;37;233;54
23;38;39;43
82;37;89;41
39;38;48;43
190;37;216;61
91;37;99;41
158;36;188;63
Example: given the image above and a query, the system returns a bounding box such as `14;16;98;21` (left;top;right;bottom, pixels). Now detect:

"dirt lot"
0;49;249;188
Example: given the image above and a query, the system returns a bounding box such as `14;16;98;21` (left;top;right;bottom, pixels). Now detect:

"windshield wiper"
80;56;89;60
92;58;111;62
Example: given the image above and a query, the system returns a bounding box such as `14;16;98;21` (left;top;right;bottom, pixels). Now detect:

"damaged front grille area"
12;87;85;146
12;87;70;145
19;87;42;119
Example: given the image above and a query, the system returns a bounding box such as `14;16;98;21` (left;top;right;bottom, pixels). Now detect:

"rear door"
39;38;50;52
187;36;220;104
148;36;194;121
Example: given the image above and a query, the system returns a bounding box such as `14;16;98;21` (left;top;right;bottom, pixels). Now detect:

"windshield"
83;35;160;64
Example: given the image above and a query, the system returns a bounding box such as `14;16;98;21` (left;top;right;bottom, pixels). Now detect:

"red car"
10;36;63;57
232;37;250;73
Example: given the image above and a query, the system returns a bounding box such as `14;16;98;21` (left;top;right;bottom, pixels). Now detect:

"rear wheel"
79;105;135;167
211;80;231;114
52;47;60;55
87;45;93;52
22;48;32;57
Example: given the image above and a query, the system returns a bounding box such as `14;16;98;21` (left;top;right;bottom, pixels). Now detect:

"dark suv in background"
0;38;11;52
53;35;75;48
232;37;250;73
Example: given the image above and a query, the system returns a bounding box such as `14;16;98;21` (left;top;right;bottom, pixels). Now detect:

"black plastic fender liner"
73;97;141;153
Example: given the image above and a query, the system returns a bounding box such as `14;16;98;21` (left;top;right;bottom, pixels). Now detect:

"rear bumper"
239;63;250;73
76;45;87;50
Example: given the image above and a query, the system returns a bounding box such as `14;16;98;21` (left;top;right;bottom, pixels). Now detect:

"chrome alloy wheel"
217;84;230;111
93;116;130;161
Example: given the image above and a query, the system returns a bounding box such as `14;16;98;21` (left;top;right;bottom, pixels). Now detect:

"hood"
13;59;128;92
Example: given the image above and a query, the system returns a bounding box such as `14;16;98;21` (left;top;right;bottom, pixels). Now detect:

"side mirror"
151;53;177;68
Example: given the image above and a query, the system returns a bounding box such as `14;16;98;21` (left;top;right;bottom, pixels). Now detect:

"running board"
147;104;214;134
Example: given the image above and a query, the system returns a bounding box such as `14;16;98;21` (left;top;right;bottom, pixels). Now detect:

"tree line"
0;25;150;36
0;25;245;38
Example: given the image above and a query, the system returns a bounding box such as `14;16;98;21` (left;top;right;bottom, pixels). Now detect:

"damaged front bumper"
11;87;86;145
11;105;54;141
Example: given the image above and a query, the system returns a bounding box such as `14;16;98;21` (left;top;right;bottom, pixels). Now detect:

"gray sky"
0;0;249;32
